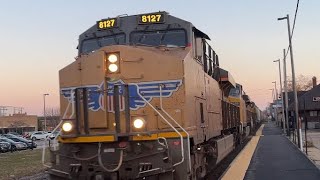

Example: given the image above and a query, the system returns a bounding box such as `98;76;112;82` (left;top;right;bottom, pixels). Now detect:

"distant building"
0;113;38;134
37;115;60;131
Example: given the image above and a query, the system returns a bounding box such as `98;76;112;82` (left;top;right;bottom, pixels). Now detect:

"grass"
0;149;50;180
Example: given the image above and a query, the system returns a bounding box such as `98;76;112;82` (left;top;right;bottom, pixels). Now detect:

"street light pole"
272;81;278;100
269;89;274;101
272;81;278;124
274;59;286;134
278;14;302;150
283;49;290;136
43;93;49;131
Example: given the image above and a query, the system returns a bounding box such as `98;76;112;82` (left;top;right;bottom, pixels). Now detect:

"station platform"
221;121;320;180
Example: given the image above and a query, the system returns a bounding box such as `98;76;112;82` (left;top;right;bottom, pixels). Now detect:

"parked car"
0;141;11;153
7;132;23;137
23;131;34;139
49;131;60;140
3;134;37;149
0;137;28;151
30;131;49;141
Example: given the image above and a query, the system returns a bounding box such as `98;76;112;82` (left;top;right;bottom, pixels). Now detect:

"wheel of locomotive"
196;166;207;179
196;156;207;179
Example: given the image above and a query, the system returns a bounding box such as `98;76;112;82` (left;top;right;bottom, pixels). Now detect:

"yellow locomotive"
48;12;260;179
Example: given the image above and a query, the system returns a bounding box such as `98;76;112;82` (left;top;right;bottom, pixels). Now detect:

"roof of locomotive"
78;11;210;52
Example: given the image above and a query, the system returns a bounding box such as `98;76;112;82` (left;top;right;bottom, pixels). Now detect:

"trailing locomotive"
48;12;260;179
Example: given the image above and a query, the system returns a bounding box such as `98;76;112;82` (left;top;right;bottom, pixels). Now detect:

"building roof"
282;91;305;110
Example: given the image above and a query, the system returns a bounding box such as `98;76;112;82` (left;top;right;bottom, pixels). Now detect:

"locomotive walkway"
222;121;320;180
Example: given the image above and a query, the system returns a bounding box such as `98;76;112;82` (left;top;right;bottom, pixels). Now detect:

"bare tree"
44;107;61;129
287;75;316;92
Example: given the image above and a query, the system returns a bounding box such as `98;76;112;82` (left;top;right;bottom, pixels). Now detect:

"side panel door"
195;98;208;143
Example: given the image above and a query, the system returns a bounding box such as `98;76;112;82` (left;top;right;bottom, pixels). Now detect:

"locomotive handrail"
42;101;72;168
69;90;76;119
129;83;185;169
159;85;192;173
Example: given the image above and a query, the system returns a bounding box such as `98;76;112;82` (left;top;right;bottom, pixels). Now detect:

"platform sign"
313;97;320;102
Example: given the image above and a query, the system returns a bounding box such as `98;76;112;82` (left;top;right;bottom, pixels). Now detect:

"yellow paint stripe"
58;131;187;143
133;132;187;141
132;134;158;141
58;135;115;143
228;97;240;102
221;124;265;180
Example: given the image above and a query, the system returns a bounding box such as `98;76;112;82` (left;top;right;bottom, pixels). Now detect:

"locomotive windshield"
78;12;194;55
81;34;126;54
229;88;240;97
130;29;187;47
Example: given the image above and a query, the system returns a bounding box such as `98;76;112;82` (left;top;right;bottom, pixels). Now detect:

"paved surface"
307;147;320;169
303;129;320;149
221;125;264;180
244;122;320;180
34;139;58;149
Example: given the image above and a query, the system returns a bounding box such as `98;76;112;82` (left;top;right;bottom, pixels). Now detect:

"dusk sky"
0;0;319;115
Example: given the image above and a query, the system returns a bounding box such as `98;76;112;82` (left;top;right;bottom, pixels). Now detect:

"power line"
284;0;300;59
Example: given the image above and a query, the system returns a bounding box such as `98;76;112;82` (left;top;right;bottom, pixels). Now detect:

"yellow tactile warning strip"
221;124;265;180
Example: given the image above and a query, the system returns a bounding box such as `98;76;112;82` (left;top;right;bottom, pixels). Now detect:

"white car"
30;131;49;141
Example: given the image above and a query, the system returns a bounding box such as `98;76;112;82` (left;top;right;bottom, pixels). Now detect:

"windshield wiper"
137;25;150;44
92;32;102;48
108;29;120;45
159;24;171;46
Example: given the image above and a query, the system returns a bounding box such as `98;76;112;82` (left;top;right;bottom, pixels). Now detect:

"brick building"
0;113;38;134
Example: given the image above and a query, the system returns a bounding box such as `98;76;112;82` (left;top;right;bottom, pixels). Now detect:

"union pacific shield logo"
61;79;182;112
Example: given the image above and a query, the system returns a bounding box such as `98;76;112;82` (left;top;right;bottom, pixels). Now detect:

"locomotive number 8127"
47;11;261;180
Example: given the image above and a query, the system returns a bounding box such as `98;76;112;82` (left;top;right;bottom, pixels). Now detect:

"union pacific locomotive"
47;12;261;179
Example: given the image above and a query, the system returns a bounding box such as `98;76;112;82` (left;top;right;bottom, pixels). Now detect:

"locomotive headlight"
133;118;145;129
108;64;118;72
106;52;120;73
108;54;118;63
62;122;73;132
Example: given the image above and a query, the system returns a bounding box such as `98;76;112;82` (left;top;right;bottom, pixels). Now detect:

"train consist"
48;12;261;179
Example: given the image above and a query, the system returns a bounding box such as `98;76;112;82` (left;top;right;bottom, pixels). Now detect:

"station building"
0;113;38;134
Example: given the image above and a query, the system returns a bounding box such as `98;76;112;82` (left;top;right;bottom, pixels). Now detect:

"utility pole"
278;14;302;150
274;59;286;133
272;81;278;125
283;49;290;136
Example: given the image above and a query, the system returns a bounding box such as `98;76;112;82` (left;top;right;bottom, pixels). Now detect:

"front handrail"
129;83;185;168
42;100;72;168
159;85;192;173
